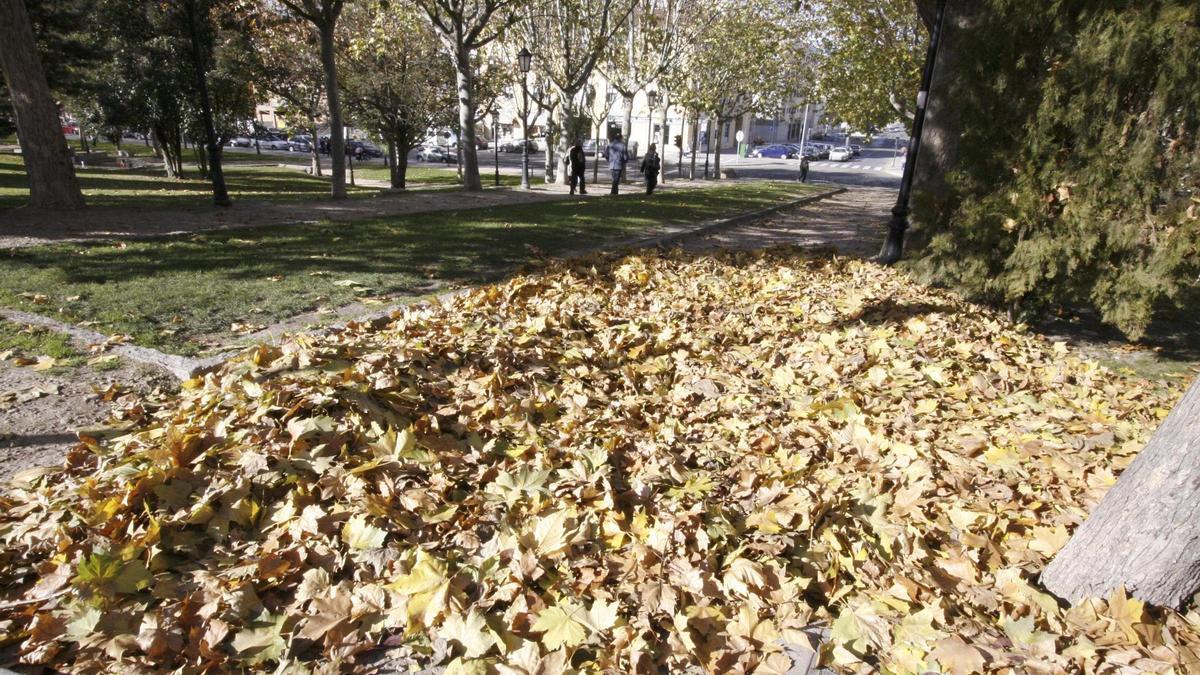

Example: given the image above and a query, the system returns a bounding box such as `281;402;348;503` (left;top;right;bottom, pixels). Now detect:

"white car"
829;146;853;161
261;138;291;151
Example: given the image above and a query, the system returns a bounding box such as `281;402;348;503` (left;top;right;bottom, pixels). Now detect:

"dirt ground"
0;358;174;483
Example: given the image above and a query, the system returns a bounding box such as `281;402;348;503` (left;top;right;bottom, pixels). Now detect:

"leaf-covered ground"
0;247;1196;673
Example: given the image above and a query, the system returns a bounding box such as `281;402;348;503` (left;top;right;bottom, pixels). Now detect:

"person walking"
606;132;628;195
568;138;587;195
799;156;810;183
640;143;661;194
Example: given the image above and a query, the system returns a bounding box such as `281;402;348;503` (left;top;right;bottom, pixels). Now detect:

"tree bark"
713;116;723;180
689;111;698;180
184;0;230;207
0;0;85;209
913;0;972;196
453;52;482;192
319;21;346;199
1041;377;1200;608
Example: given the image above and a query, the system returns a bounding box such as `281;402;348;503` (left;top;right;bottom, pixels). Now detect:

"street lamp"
518;47;532;190
878;0;947;264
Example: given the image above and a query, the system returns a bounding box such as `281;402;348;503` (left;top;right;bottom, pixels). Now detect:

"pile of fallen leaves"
0;247;1196;673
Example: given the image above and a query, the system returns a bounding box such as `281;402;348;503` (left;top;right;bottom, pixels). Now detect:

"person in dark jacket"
799;156;810;183
568;138;587;195
640;143;661;194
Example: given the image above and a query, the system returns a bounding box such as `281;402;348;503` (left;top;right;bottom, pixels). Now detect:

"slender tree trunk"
453;51;482;191
543;115;556;184
308;122;322;176
689;111;698;180
1041;377;1200;608
184;0;229;206
621;95;633;144
713;116;723;179
659;92;669;184
319;21;345;198
79;124;90;154
592;117;600;184
0;0;85;209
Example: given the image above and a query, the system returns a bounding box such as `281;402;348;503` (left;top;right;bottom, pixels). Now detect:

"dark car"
346;140;383;159
501;139;537;153
850;144;862;156
749;143;798;159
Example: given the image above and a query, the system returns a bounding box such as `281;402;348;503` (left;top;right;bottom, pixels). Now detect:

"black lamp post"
878;0;947;264
492;107;500;187
518;47;532;190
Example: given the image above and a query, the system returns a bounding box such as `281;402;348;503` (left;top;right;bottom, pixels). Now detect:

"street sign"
735;130;744;143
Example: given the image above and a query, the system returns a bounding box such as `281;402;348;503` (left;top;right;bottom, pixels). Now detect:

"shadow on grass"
0;182;821;353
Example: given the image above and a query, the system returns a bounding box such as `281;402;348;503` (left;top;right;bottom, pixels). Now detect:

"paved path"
680;186;894;257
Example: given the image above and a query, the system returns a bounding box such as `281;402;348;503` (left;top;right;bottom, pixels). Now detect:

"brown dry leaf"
0;247;1191;673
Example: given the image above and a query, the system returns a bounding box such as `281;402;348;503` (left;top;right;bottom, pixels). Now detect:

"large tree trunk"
0;0;85;209
453;51;482;192
1041;377;1200;608
913;0;974;198
319;22;345;199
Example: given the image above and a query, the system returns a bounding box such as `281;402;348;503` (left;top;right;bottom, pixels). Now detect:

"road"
211;132;910;190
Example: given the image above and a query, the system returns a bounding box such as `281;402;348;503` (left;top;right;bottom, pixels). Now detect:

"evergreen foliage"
911;1;1199;339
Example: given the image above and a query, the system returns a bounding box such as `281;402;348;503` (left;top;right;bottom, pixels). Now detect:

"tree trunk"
0;0;85;209
309;122;322;176
543;115;556;184
319;21;345;198
184;0;230;206
713;116;723;180
453;51;482;192
396;147;408;189
621;95;633;144
689;112;698;180
658;93;668;184
1041;377;1200;608
913;0;973;197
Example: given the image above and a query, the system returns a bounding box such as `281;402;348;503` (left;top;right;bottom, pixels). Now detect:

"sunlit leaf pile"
1;247;1196;673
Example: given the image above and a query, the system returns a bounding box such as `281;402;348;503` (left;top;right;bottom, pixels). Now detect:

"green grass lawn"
0;182;822;354
0;153;384;209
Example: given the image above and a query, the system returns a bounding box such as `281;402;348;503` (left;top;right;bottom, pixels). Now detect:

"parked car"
749;144;797;159
829;146;853;161
416;145;454;162
498;138;537;153
474;137;489;150
228;135;252;148
812;143;831;159
581;138;607;156
61;124;79;135
288;135;313;152
346;140;383;158
261;137;291;151
849;144;862;156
